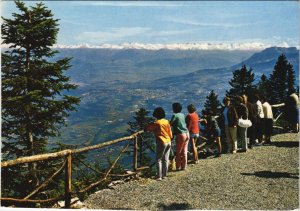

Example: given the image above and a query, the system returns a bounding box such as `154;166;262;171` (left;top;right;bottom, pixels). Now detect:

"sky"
1;1;299;50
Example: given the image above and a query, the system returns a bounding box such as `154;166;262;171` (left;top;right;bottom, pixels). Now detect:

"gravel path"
84;133;299;210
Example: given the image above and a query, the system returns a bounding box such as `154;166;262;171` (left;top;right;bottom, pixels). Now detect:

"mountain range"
148;47;299;92
51;47;299;148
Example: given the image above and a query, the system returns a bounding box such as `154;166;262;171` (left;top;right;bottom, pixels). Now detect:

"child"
202;110;222;157
146;107;173;181
170;103;190;171
185;104;199;163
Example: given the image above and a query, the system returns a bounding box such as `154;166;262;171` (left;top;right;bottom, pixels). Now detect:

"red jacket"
185;112;200;134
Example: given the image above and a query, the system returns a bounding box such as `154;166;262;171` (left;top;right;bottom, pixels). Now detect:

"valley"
50;47;299;153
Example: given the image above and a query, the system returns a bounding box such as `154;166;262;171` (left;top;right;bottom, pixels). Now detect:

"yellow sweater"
146;119;173;144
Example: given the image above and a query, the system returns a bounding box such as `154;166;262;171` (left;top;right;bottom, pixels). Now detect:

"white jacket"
263;102;273;119
256;100;264;118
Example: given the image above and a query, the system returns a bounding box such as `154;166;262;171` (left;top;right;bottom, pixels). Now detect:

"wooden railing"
0;130;147;208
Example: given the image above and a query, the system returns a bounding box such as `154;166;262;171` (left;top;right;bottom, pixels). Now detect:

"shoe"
156;178;162;181
254;142;262;146
232;151;237;154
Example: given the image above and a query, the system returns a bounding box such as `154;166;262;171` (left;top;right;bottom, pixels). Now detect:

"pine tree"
201;90;222;116
1;0;80;199
257;74;271;100
127;108;155;168
127;108;154;134
269;54;296;104
226;65;256;98
2;0;80;158
287;63;296;95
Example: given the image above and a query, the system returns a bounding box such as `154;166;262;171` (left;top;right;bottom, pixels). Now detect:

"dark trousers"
264;118;273;142
247;123;256;146
256;118;263;142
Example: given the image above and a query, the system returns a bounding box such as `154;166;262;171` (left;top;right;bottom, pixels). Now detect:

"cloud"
154;29;196;36
72;1;183;8
75;27;151;43
164;17;249;28
75;27;200;45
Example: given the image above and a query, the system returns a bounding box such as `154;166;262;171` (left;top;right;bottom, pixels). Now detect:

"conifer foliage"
1;1;80;204
201;90;222;116
268;54;296;104
226;64;256;97
1;0;80;159
127;108;155;168
257;74;271;98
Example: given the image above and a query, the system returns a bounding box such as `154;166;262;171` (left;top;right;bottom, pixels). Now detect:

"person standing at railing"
284;93;299;133
242;95;258;149
254;94;264;145
220;97;238;154
261;96;273;144
185;104;200;163
146;107;173;181
170;103;190;171
235;96;249;152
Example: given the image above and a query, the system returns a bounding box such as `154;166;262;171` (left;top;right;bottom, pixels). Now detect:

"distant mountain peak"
52;42;299;51
260;46;298;53
239;46;299;67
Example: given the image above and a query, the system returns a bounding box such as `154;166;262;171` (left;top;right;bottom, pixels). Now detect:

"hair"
152;107;166;119
187;104;196;113
242;94;248;103
253;94;260;101
223;96;230;104
260;95;267;103
172;103;182;113
236;96;244;104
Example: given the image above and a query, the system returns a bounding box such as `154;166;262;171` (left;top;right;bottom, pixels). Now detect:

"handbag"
238;118;252;128
169;147;176;171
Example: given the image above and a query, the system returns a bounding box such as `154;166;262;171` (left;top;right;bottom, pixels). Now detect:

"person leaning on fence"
146;107;173;181
185;104;200;164
202;110;222;157
221;97;238;154
170;102;190;171
235;96;249;152
284;93;299;133
261;96;273;144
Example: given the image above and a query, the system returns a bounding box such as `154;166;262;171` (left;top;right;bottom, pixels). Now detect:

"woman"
235;96;248;152
185;104;200;163
261;96;273;144
170;103;190;171
146;107;173;181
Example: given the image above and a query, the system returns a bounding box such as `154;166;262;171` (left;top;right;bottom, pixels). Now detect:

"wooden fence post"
133;136;138;171
65;153;72;208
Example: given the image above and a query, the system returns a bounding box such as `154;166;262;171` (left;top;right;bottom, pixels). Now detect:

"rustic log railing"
0;130;146;208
